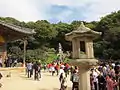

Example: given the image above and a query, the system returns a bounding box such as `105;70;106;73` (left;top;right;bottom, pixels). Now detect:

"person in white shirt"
59;67;67;90
92;69;98;90
59;67;65;76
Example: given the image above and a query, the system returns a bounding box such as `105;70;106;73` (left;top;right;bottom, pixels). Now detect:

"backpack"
73;74;79;82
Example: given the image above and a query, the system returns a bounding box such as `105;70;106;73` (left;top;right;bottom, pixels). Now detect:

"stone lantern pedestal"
65;22;101;90
70;59;98;90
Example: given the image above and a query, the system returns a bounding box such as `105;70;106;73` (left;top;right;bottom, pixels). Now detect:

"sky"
0;0;120;23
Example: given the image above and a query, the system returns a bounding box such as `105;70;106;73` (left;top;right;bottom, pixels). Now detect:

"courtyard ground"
0;70;72;90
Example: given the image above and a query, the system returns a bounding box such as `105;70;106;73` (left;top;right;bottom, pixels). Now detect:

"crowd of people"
25;61;79;90
0;55;23;68
90;61;120;90
26;61;120;90
26;61;41;80
0;56;120;90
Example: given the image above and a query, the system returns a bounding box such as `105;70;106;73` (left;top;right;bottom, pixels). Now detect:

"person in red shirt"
48;63;52;72
106;75;118;90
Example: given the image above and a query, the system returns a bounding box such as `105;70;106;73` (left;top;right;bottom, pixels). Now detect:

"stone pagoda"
65;22;101;90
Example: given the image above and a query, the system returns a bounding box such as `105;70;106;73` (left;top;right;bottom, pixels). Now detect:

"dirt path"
0;71;72;90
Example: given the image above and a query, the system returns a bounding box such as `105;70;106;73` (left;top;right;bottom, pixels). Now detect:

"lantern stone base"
69;59;98;90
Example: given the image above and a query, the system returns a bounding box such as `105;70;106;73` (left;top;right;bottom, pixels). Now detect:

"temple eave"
0;20;36;42
0;20;35;35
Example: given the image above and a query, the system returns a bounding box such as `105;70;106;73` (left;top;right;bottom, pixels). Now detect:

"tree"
49;22;73;51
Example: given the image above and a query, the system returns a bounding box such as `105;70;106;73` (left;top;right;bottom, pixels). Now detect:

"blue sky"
0;0;120;23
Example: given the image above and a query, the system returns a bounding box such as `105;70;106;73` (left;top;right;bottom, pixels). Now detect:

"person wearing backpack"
72;66;79;90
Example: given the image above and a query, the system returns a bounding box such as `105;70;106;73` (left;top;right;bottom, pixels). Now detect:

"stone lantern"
65;22;101;90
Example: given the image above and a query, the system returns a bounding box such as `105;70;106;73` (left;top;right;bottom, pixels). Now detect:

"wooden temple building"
0;20;35;63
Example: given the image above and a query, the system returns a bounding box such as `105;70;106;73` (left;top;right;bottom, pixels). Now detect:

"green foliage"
64;58;71;63
49;22;73;51
94;10;120;60
25;48;47;62
43;48;57;64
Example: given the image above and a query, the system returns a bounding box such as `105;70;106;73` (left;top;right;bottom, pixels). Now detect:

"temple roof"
65;22;102;41
0;20;36;42
0;20;35;34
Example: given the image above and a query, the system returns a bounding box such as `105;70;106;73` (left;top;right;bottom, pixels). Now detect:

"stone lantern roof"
65;22;102;41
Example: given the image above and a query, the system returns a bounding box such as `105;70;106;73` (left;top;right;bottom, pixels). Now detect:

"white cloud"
85;0;120;21
44;0;96;7
0;0;43;22
0;0;120;23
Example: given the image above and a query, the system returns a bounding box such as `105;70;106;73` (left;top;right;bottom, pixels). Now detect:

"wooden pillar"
23;39;27;67
2;43;7;63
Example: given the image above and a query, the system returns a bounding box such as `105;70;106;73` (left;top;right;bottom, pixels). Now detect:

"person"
48;63;52;72
97;73;106;90
64;63;69;77
51;63;55;76
92;69;98;90
60;73;67;90
106;75;118;90
0;72;3;87
26;61;33;78
70;66;74;75
7;57;12;67
55;63;59;76
0;55;2;67
90;73;94;90
43;64;46;72
59;67;65;82
33;61;39;80
71;66;79;90
13;59;17;67
59;67;67;90
38;63;41;79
